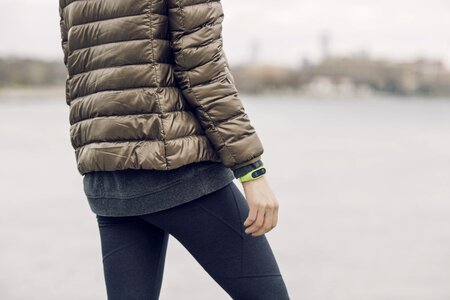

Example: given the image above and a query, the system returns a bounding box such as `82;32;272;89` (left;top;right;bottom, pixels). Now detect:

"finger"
272;205;279;229
245;206;265;234
244;203;258;227
252;207;273;237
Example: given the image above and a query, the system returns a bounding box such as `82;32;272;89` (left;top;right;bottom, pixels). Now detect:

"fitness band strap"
232;159;264;179
239;165;267;183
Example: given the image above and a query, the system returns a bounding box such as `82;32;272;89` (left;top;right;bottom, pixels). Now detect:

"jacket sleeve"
58;1;70;104
167;0;264;172
58;3;68;67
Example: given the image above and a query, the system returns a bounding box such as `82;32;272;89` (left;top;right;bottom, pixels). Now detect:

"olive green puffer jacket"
58;0;264;175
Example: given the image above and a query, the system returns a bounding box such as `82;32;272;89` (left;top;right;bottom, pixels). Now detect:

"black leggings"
96;181;290;299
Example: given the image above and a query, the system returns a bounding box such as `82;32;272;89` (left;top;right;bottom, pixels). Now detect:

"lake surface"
1;95;450;300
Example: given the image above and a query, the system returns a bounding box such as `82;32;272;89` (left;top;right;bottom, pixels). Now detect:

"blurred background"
0;0;449;299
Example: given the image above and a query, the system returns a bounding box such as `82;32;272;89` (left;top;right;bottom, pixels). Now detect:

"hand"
242;176;279;237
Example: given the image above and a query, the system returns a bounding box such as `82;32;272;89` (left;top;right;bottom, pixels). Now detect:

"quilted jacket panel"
58;0;264;175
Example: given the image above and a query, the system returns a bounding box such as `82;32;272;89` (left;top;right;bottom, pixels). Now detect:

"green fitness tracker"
239;165;267;183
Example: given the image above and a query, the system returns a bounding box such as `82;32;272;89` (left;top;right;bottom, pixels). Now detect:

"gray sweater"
83;160;263;217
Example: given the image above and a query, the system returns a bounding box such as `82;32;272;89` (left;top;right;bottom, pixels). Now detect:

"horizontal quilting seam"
71;109;196;125
190;71;231;89
62;0;171;9
69;38;156;55
231;129;256;141
169;0;220;10
181;50;220;72
174;25;221;50
69;12;147;28
70;37;169;53
209;108;244;127
69;86;180;106
173;20;223;38
69;61;174;77
172;21;222;38
75;133;208;149
181;90;236;111
68;85;178;103
63;0;168;27
175;38;223;60
61;0;84;10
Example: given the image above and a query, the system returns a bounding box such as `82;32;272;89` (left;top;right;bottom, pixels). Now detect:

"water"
1;95;450;300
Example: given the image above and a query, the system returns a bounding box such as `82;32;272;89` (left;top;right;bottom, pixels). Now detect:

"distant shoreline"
0;86;448;102
0;86;65;100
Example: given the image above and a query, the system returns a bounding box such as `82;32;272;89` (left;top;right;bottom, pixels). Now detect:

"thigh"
96;215;169;300
139;182;290;299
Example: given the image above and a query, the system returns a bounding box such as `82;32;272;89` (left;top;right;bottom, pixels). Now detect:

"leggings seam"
102;238;148;262
195;201;244;239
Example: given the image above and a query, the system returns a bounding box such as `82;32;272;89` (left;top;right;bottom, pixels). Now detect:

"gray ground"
1;95;449;300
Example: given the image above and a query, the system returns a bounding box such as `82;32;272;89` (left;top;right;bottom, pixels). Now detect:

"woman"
58;0;290;298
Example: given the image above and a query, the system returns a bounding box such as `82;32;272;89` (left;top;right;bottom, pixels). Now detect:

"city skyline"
0;0;449;66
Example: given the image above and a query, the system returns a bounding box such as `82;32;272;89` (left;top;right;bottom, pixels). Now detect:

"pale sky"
0;0;449;67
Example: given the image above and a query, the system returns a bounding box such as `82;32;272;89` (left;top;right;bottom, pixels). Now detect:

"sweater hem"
86;164;236;217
